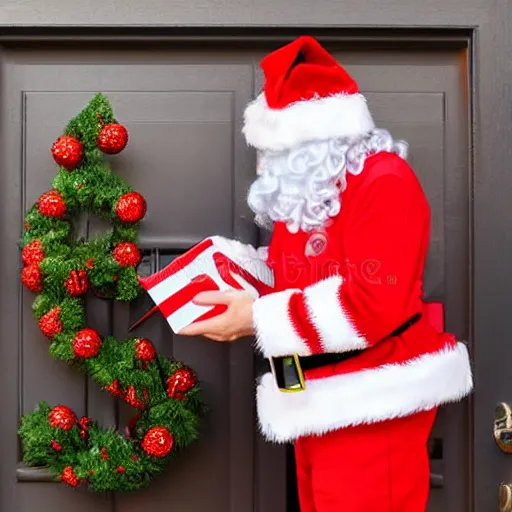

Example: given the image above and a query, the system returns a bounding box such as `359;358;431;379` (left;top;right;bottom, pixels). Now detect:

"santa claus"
179;36;473;512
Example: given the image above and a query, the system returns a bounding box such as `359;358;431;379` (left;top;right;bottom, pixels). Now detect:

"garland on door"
18;93;203;492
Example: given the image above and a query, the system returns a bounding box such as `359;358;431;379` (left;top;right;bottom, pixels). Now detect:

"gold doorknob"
495;403;512;453
500;483;512;512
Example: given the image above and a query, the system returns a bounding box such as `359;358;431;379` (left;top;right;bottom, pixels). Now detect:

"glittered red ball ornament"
65;269;88;296
116;192;147;223
167;368;197;400
49;405;76;430
73;328;102;358
141;427;174;457
51;135;83;170
113;242;141;267
61;466;79;487
21;264;43;293
97;123;128;154
38;190;66;218
135;338;156;363
39;307;62;339
22;239;45;266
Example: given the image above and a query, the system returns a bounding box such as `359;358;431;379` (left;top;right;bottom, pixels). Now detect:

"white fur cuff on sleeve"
252;289;312;358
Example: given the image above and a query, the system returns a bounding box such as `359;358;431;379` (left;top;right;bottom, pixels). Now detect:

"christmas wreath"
18;94;203;492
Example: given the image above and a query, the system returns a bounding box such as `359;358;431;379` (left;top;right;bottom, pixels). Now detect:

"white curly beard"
247;128;408;234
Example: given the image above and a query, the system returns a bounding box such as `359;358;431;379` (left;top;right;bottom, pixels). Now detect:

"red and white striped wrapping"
138;236;274;334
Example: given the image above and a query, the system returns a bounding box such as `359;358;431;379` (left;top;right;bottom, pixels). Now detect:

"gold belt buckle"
269;354;306;392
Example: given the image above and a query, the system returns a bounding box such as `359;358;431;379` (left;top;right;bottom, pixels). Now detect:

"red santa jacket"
253;151;473;443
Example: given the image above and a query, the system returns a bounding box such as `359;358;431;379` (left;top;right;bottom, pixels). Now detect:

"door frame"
0;23;506;511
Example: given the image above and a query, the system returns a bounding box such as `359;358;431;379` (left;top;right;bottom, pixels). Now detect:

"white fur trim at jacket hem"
242;92;375;152
252;289;312;358
303;276;368;352
256;342;473;443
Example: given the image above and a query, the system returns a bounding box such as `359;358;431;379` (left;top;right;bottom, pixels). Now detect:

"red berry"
49;405;76;430
61;466;79;487
73;328;102;358
38;190;66;218
97;123;128;154
116;192;147;223
106;379;124;397
113;242;141;267
125;385;145;409
78;417;90;440
64;269;88;296
22;239;45;266
21;264;43;293
100;447;109;460
39;307;62;339
116;466;125;473
51;135;83;170
141;427;174;457
51;440;62;452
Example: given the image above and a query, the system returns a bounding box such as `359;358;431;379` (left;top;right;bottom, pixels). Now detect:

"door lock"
500;483;512;512
494;403;512;453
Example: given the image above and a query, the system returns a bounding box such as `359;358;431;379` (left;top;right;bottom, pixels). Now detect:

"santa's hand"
178;290;255;342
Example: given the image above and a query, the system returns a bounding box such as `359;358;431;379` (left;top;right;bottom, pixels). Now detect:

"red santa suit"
243;37;473;512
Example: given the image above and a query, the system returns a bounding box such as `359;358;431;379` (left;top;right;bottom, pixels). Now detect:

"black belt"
260;312;421;376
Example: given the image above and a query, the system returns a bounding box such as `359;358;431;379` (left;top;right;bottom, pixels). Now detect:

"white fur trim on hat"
243;93;375;152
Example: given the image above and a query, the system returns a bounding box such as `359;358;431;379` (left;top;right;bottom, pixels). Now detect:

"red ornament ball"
167;368;197;400
116;466;125;474
97;123;128;154
116;192;147;223
49;405;76;431
51;135;83;170
22;239;45;266
141;427;174;457
39;307;63;339
61;466;79;487
73;328;102;358
135;338;156;363
113;242;141;267
21;264;43;293
65;269;88;296
38;190;66;218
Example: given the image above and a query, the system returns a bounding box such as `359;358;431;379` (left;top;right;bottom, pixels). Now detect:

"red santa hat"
243;36;375;152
